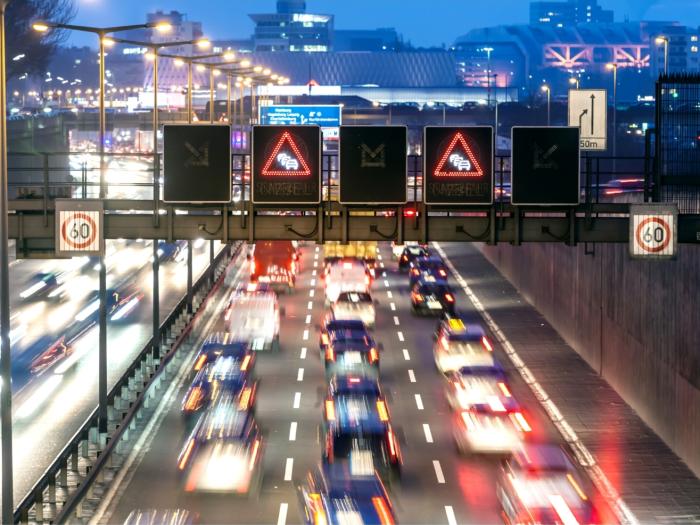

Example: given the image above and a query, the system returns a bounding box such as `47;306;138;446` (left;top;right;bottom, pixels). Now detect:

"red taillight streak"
325;347;335;361
178;438;195;470
444;293;454;303
481;336;493;352
240;354;251;371
372;497;395;525
193;354;207;371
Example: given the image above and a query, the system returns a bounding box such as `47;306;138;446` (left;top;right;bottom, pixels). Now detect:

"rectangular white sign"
568;89;607;151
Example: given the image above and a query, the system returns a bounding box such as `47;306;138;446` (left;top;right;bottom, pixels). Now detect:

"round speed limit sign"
58;210;100;253
629;205;677;259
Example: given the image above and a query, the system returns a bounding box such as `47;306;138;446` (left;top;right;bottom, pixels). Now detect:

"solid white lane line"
309;289;315;298
289;422;297;441
387;291;393;299
277;503;289;525
393;316;400;326
300;347;307;359
384;279;390;287
432;242;637;525
293;392;301;409
397;331;404;342
307;301;313;310
297;368;304;381
284;458;294;481
311;278;316;286
390;302;396;311
305;314;311;324
433;460;445;484
408;369;416;382
312;269;317;276
403;349;411;361
415;394;424;410
423;424;434;443
445;506;457;525
302;329;309;340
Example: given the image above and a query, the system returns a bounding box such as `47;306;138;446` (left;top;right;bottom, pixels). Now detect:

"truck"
249;241;298;293
322;241;378;270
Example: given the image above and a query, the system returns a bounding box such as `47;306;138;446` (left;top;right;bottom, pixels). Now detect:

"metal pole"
186;61;192;124
547;90;551;126
209;67;214;124
613;66;617;173
0;4;14;521
98;33;106;199
226;75;232;123
664;40;669;74
98;259;107;433
250;83;256;125
152;51;160;360
210;239;214;264
152;240;160;359
186;240;193;313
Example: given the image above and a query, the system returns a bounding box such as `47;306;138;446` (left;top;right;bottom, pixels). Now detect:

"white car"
331;292;376;327
391;241;419;259
324;260;371;303
434;331;496;374
226;291;281;351
453;407;530;455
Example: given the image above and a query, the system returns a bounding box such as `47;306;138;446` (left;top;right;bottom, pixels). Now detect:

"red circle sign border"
635;216;671;253
61;212;98;250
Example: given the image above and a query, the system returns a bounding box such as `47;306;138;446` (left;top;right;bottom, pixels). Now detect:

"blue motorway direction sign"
259;105;342;127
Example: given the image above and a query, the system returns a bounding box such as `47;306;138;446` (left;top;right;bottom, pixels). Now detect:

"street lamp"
655;36;669;74
541;84;551;126
569;77;580;89
606;63;618;165
483;47;494;106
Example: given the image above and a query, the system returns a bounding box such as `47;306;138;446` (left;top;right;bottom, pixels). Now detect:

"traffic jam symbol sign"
340;126;407;205
568;89;607;151
252;125;321;204
424;126;493;204
511;126;580;206
55;199;104;257
629;204;677;259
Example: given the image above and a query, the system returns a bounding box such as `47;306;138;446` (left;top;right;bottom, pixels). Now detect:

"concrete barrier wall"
479;241;700;475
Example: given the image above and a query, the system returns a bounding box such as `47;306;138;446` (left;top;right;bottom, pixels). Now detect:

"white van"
324;260;371;303
226;291;281;351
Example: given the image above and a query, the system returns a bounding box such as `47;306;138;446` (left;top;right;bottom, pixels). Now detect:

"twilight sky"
66;0;700;48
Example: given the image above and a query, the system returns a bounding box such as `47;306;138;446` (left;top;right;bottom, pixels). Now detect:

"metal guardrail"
12;241;242;524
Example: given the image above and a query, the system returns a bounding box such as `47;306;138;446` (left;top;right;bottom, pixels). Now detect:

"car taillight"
250;258;256;275
460;411;477;432
439;269;447;277
444;293;454;303
178;438;195;470
240;354;252;371
403;208;416;218
325;347;335;361
512;412;532;432
401;255;408;261
387;428;397;459
369;347;379;364
411;268;419;276
376;400;389;421
412;292;423;302
321;333;329;346
498;382;512;397
193;354;207;371
249;439;260;471
309;493;327;525
481;336;493;352
372;496;395;525
325;400;336;421
365;274;371;286
183;387;203;412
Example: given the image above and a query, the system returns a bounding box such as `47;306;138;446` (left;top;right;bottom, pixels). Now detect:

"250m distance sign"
252;125;321;204
424;126;493;204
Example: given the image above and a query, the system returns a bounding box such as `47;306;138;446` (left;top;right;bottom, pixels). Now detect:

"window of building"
692;46;698;53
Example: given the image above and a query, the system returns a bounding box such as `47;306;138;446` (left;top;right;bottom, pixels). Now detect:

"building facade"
249;0;333;52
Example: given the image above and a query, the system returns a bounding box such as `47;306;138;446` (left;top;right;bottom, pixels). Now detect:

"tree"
5;0;76;80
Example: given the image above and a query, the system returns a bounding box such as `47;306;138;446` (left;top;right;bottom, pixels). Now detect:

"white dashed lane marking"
300;347;307;359
302;329;309;340
309;289;315;298
312;269;317;276
311;278;316;286
305;314;311;324
277;503;289;525
289;422;297;441
408;369;416;382
403;349;411;361
297;368;304;381
387;291;393;299
307;301;313;310
393;316;400;326
423;424;434;443
445;506;457;525
390;302;396;311
415;394;424;410
397;331;404;342
384;280;390;287
433;460;445;484
293;392;301;409
284;458;294;481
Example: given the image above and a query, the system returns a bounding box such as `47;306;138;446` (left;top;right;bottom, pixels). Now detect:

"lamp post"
569;76;580;89
655;36;669;74
166;52;228;123
541;84;551;126
606;62;618;168
483;47;494;107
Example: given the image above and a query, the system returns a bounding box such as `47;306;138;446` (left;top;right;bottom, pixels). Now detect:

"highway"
95;242;617;524
2;239;223;506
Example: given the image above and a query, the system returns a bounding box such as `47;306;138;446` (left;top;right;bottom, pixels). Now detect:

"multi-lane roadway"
94;241;617;524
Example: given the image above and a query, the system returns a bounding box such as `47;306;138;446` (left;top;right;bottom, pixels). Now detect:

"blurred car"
225;290;281;351
250;240;298;293
391;241;420;259
29;336;72;375
452;402;531;455
323;378;401;481
19;272;65;302
181;355;256;422
324;259;372;304
444;367;516;412
123;509;195;525
319;317;370;352
408;255;448;286
410;280;456;316
177;399;263;495
157;241;185;263
325;341;380;380
434;319;495;373
298;463;396;525
497;444;599;525
74;285;144;325
192;334;251;373
331;292;376;328
398;245;428;271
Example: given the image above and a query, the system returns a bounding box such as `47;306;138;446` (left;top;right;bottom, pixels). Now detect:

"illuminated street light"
655;36;669;74
223;51;236;61
195;38;211;49
541;84;551;126
569;77;580;89
240;59;251;68
606;63;618;162
253;65;263;73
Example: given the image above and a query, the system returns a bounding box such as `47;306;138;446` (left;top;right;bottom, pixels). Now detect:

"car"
398;245;428;271
181;355;256;422
331;292;376;328
324;259;372;303
29;336;73;375
408;255;449;286
225;290;281;351
157;241;185;263
410;280;456;316
19;272;65;302
250;241;299;293
73;285;144;325
391;241;421;260
319;317;370;351
191;334;252;373
177;398;263;495
325;341;380;379
497;444;599;524
433;320;496;373
444;367;517;412
298;463;396;525
323;378;401;482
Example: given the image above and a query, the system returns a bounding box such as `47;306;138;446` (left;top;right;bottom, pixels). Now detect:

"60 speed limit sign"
55;199;104;257
629;204;677;259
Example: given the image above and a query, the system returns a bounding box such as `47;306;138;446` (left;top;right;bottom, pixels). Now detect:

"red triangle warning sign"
434;132;484;178
261;131;312;177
